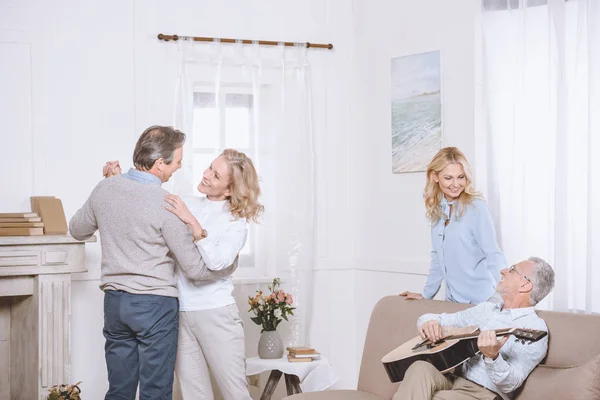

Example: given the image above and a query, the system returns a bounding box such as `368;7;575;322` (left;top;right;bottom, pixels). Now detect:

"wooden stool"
260;369;302;399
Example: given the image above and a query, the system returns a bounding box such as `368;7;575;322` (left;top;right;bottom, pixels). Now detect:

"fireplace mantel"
0;234;96;399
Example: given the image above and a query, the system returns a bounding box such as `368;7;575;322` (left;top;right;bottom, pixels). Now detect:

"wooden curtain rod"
157;33;333;50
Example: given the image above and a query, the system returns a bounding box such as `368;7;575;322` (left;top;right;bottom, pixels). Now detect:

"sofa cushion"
535;310;600;368
516;353;600;400
283;390;385;400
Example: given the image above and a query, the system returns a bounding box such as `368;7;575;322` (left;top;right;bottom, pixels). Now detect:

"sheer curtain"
477;0;600;312
172;39;316;346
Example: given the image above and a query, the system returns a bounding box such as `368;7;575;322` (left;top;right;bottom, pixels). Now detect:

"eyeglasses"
509;265;531;283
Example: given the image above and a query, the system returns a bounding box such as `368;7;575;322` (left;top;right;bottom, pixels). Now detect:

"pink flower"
286;294;293;305
276;291;286;303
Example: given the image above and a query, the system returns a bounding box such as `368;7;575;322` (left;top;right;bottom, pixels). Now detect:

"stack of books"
0;212;44;236
0;197;70;237
286;347;321;363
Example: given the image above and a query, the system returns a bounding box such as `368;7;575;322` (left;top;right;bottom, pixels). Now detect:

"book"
30;196;57;215
0;217;42;223
0;227;44;236
0;212;38;218
288;352;321;359
286;346;316;355
32;197;68;234
287;355;312;363
0;222;44;228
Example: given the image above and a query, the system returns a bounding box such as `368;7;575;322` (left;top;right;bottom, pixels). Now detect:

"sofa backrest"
535;308;600;367
356;296;600;400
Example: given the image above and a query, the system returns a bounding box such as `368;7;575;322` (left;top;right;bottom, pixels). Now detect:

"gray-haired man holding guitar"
393;257;555;400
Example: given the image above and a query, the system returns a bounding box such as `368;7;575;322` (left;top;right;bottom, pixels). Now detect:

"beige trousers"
175;304;252;400
393;361;498;400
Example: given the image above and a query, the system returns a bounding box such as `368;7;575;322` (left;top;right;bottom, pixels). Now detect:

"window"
192;86;257;271
477;0;600;312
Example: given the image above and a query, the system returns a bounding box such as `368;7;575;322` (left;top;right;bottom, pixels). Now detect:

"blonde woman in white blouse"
162;149;263;400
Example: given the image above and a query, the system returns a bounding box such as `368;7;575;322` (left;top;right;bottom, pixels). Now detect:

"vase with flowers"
248;278;295;359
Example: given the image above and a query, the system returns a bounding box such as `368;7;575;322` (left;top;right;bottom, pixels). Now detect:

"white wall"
1;0;479;397
350;0;478;374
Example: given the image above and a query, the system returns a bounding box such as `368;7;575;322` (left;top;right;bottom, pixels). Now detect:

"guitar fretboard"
443;328;513;341
413;328;513;350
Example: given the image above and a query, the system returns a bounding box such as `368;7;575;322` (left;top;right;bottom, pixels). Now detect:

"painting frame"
390;50;443;174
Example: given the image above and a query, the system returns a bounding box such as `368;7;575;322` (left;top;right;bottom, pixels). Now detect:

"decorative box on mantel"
0;234;96;400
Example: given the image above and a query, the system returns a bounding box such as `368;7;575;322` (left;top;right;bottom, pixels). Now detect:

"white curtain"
477;0;600;312
171;39;316;346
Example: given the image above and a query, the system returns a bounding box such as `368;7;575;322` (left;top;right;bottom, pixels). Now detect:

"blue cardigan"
422;197;507;303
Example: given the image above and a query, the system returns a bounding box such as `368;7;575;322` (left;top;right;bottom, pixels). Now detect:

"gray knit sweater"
69;175;236;297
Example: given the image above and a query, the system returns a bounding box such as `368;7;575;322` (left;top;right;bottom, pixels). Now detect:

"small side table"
246;356;338;400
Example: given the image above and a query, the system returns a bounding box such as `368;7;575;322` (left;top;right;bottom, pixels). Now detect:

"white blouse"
177;196;247;311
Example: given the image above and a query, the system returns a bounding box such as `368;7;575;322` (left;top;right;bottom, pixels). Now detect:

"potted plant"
248;278;295;359
47;381;82;400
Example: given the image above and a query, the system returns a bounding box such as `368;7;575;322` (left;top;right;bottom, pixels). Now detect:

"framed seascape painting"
391;50;442;173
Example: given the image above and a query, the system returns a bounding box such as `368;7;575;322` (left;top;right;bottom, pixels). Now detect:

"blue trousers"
103;290;179;400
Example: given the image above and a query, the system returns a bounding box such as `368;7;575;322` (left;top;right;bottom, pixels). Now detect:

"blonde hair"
424;147;481;222
222;149;264;223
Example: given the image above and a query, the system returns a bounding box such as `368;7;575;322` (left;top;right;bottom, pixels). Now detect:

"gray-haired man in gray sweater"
70;126;233;400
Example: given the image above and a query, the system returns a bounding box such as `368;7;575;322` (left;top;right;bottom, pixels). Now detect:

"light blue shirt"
418;302;548;400
123;168;162;186
422;198;506;303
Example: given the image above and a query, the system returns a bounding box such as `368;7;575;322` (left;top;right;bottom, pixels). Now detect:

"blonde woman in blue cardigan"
400;147;506;304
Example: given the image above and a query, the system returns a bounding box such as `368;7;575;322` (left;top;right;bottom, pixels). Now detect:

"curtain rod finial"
157;33;179;42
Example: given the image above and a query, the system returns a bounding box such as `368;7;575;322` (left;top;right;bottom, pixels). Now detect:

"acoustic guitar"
381;326;547;383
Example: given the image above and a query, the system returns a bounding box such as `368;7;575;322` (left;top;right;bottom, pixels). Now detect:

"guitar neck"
444;328;513;341
412;328;513;350
412;327;546;351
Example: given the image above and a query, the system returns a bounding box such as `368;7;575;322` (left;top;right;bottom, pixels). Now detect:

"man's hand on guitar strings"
419;320;444;343
477;330;509;360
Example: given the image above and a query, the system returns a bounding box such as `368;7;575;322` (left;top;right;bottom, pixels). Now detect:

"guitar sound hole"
427;340;445;349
